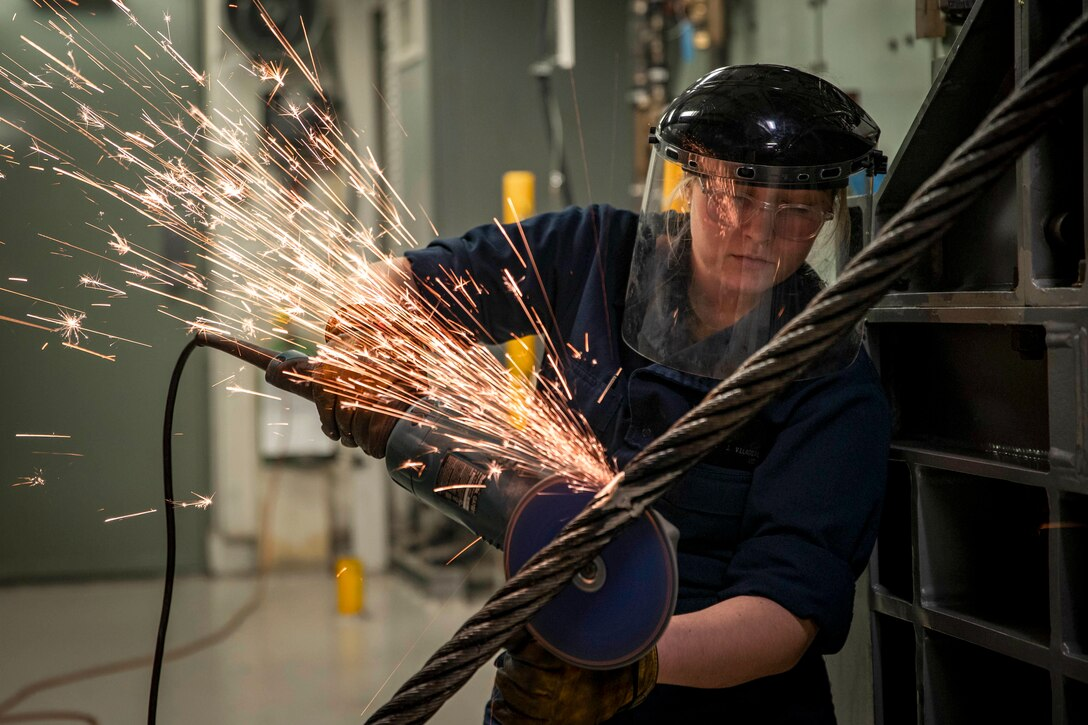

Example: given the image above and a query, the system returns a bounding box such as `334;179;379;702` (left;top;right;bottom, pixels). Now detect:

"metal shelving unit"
865;1;1087;722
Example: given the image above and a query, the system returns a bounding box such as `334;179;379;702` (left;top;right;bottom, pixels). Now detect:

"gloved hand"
313;362;408;457
491;635;658;724
313;305;412;458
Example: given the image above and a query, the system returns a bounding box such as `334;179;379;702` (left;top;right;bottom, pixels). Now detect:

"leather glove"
491;635;658;724
313;305;412;458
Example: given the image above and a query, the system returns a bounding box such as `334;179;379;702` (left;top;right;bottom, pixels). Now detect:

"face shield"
622;148;878;381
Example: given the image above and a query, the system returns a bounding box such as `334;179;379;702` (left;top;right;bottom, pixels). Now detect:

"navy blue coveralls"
404;204;890;723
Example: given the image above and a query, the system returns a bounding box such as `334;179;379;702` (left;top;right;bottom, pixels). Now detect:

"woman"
317;64;891;723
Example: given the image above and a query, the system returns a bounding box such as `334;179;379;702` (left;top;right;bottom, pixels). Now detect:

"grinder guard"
384;406;678;669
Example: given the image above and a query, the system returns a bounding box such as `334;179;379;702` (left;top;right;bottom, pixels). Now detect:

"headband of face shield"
622;64;882;381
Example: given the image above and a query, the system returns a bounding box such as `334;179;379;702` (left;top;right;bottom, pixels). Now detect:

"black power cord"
0;334;280;723
144;332;311;722
148;337;199;724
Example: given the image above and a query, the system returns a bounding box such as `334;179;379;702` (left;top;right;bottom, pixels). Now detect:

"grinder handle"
195;330;316;402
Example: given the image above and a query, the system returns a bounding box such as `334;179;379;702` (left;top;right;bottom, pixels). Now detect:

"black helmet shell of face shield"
625;64;882;380
651;64;880;188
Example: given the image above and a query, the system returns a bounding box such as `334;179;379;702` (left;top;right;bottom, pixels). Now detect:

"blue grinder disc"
504;476;678;670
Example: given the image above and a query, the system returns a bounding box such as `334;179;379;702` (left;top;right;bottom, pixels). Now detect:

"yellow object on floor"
336;557;364;615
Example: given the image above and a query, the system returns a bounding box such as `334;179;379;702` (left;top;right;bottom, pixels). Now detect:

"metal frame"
867;1;1087;722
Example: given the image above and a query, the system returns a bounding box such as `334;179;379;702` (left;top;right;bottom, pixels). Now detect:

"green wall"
0;0;209;581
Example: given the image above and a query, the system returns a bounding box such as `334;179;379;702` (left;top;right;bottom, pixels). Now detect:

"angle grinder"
195;330;677;668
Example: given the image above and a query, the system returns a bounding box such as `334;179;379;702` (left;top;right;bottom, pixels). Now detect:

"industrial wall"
728;0;937;164
0;0;209;581
427;0;636;230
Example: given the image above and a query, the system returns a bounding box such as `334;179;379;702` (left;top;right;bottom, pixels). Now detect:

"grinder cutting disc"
504;476;678;670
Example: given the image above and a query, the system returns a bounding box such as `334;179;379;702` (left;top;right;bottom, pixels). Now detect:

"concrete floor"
0;567;497;724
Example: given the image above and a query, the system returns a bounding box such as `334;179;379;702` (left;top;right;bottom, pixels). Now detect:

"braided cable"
367;11;1088;723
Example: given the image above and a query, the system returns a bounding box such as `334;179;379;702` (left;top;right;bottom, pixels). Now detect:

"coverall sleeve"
403;205;624;344
718;356;891;653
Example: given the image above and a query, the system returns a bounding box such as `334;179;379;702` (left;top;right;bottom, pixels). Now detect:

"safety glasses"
698;179;833;242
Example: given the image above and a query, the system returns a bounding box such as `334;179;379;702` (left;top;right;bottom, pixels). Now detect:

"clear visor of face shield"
621;152;876;381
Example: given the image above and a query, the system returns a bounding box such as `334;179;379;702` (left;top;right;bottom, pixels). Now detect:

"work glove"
491;635;658;724
313;305;412;458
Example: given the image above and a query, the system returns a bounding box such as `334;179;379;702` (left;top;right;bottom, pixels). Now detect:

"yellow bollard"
502;171;535;224
335;557;364;615
504;333;539;432
505;336;538;381
501;170;539;430
661;159;688;213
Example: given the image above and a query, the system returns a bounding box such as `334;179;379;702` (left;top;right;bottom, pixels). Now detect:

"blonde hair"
807;186;851;284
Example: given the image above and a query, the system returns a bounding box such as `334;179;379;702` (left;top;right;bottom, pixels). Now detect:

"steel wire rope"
367;11;1088;723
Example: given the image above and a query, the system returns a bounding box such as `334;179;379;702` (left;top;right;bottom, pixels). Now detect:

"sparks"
0;0;617;496
108;230;131;255
79;274;126;298
12;469;46;488
104;508;157;523
225;385;281;400
254;59;288;96
446;536;483;566
61;343;117;361
433;483;487;493
168;491;214;509
57;311;86;343
596;367;622;404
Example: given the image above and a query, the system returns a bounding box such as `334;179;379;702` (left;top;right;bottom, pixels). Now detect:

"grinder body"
384;406;543;548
